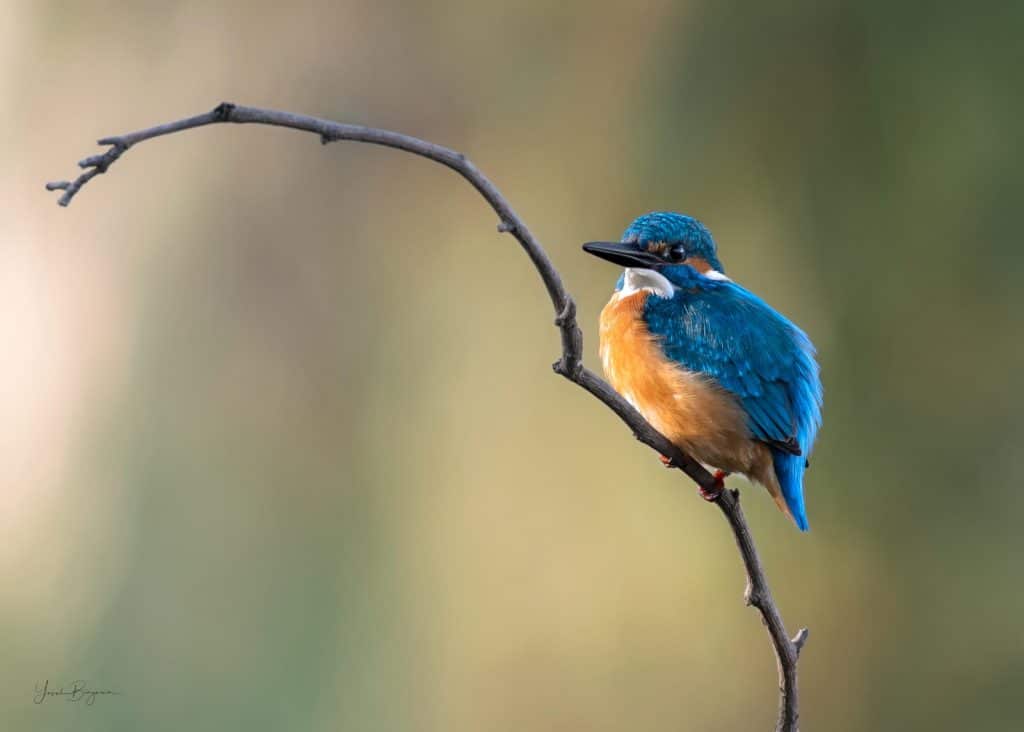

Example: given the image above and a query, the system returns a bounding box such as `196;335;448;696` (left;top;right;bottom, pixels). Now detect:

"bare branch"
47;102;808;731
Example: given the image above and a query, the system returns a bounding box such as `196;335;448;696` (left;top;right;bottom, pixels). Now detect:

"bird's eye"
667;245;687;262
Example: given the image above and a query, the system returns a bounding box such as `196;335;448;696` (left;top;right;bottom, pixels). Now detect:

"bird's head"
583;212;725;297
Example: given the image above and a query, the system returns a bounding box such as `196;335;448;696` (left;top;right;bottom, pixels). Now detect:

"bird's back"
643;270;822;529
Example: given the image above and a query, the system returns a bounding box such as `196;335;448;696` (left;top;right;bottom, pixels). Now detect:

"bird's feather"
644;267;823;528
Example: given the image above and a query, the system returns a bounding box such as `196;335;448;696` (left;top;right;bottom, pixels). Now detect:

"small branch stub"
212;101;236;121
792;628;809;656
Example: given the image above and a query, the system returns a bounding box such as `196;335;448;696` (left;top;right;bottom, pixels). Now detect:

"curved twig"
47;102;808;731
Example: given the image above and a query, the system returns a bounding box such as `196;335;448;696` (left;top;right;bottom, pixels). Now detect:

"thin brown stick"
47;102;808;731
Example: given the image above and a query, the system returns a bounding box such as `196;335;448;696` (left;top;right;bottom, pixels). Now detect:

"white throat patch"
618;268;674;299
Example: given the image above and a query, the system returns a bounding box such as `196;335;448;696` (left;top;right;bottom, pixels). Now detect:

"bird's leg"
698;470;730;501
661;455;728;501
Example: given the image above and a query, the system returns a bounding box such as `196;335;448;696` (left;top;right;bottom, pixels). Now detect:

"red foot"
659;454;674;468
699;470;729;501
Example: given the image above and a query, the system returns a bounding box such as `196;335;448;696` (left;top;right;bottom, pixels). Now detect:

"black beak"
582;241;662;268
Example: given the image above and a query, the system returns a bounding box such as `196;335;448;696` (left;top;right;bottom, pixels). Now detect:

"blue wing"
644;272;823;528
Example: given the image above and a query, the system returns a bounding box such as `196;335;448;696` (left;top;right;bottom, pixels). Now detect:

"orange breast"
598;291;763;476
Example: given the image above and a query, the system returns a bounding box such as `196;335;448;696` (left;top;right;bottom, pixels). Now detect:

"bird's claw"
698;470;729;501
658;456;728;501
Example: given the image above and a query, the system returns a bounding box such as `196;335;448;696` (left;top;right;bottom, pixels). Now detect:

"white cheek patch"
702;269;730;281
618;268;675;299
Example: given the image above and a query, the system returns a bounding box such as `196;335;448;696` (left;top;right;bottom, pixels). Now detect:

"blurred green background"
3;1;1022;730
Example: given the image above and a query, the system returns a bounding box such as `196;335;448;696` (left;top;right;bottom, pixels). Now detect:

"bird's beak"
582;241;662;268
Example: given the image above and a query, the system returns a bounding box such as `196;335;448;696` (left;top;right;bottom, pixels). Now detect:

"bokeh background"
3;2;1022;730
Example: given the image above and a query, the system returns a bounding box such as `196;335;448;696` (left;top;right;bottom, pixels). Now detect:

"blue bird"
583;212;823;530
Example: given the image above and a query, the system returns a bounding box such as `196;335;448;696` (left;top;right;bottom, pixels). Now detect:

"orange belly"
599;291;784;507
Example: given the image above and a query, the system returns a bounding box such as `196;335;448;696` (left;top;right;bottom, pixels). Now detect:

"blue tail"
772;449;809;531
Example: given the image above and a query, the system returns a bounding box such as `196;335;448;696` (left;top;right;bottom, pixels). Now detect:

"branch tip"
78;154;106;169
45;181;70;191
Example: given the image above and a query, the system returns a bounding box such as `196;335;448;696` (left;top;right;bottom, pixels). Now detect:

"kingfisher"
583;212;823;530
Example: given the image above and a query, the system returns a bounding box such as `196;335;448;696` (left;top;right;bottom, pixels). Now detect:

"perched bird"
583;212;822;530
